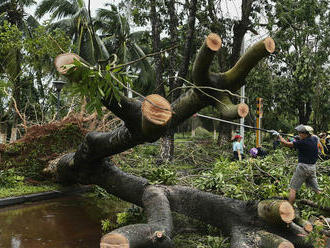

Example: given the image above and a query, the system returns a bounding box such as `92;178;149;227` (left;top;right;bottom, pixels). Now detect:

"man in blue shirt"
274;125;321;205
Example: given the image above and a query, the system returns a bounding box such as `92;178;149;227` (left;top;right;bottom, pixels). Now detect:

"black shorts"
233;151;244;160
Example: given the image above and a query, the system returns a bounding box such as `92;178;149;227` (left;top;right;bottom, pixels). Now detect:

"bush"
0;168;24;187
142;167;177;185
116;206;145;227
195;127;213;139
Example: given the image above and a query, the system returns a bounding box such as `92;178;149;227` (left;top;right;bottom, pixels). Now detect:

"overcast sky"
27;0;112;20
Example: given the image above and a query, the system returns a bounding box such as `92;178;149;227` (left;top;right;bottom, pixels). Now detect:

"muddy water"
0;195;126;248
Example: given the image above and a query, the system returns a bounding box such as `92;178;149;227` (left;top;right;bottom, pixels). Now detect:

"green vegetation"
0;184;59;198
0;122;85;197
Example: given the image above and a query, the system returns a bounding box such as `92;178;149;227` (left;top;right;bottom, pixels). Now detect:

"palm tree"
94;4;155;95
0;0;38;141
35;0;109;65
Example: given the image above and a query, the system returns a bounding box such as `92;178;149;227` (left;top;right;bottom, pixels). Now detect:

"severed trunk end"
54;53;82;75
206;33;222;51
100;233;129;248
263;37;275;54
141;94;172;136
237;103;249;118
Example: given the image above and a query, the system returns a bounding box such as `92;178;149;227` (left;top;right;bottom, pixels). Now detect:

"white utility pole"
240;36;245;146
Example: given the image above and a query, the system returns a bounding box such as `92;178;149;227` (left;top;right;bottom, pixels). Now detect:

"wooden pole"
256;117;261;147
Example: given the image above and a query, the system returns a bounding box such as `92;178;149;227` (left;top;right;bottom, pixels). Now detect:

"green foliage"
197;236;230;248
91;185;114;200
258;0;330;127
193;149;329;203
0;21;23;52
0;123;85;183
35;0;109;65
194;170;225;192
116;206;145;227
101;219;115;233
142;167;177;185
0;20;73;122
24;26;73;70
66;59;136;115
94;5;155;95
0;168;24;187
194;127;213;139
306;224;326;248
0;184;59;198
173;233;230;248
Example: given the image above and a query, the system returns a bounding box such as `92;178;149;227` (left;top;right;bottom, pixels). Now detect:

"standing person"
273;125;321;205
232;135;244;161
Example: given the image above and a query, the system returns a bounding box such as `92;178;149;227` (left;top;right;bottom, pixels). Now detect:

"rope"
195;113;294;137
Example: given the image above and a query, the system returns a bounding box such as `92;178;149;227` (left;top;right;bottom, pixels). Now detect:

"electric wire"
195;113;294;137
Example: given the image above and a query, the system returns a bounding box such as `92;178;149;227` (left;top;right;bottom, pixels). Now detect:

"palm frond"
35;0;76;19
79;29;95;64
25;15;39;30
130;30;150;41
94;34;110;61
21;0;36;7
51;0;79;19
49;18;76;35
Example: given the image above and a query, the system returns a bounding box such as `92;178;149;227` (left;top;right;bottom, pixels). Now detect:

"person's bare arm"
279;135;294;148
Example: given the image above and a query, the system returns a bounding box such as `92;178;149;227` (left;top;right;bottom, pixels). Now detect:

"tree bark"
0;128;6;144
231;0;256;66
298;101;312;125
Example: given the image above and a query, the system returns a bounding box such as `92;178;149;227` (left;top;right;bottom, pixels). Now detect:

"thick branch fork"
54;33;274;164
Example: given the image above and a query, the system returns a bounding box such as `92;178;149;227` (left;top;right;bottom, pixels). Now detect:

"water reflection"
0;195;126;248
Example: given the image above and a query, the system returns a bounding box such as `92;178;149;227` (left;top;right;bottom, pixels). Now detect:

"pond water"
0;194;127;248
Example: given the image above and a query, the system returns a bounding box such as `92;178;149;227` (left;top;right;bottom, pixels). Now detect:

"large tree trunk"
298;101;312;125
0;125;7;144
49;33;304;248
160;0;198;163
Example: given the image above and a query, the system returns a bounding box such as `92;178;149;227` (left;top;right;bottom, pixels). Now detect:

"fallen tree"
50;33;317;248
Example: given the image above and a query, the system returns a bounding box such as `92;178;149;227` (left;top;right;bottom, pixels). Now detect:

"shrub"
0;168;24;187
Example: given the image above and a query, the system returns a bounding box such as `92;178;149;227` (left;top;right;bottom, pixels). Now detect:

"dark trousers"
233;151;244;160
